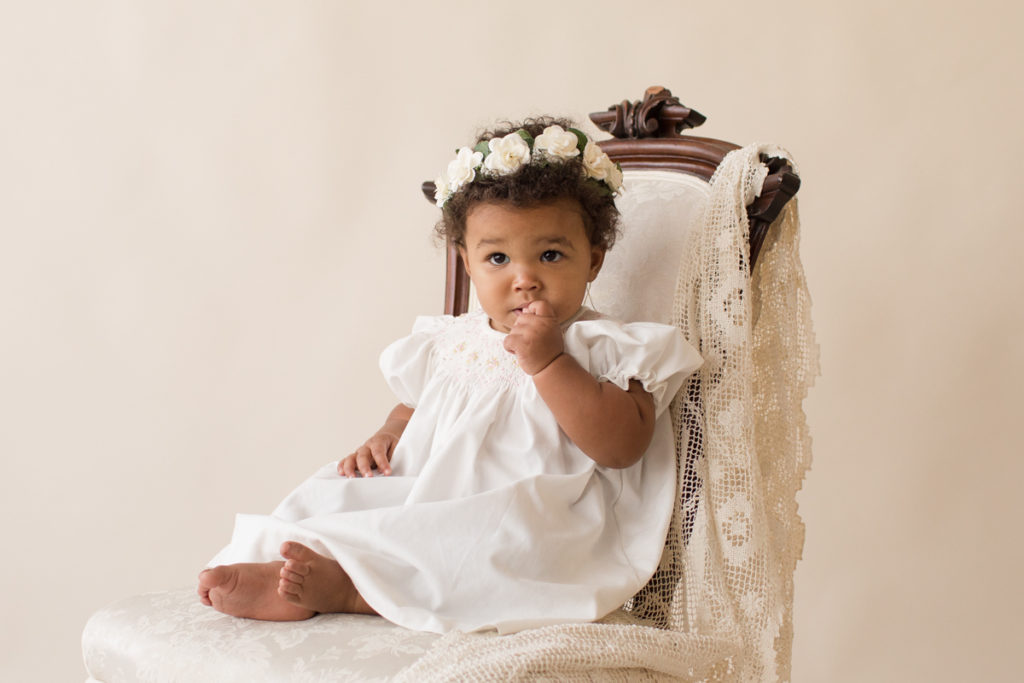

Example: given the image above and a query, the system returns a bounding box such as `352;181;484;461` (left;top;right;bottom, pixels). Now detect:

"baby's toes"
278;576;302;601
280;565;305;584
283;557;311;577
280;541;318;563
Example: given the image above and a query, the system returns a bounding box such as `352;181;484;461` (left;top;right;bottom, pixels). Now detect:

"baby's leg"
197;562;315;621
278;541;378;616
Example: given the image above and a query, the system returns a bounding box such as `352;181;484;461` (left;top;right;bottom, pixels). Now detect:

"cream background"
2;1;1021;680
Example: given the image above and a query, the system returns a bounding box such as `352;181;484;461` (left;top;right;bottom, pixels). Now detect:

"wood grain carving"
590;86;800;270
589;85;706;139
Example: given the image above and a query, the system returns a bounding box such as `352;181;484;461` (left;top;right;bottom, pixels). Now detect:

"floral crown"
433;124;624;208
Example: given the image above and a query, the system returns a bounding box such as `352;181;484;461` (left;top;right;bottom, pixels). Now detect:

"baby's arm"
504;302;656;469
338;403;414;478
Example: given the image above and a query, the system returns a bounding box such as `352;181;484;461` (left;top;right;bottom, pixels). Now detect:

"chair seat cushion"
82;588;441;682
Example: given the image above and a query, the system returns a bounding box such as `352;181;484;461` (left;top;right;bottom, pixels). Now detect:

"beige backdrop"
2;1;1021;680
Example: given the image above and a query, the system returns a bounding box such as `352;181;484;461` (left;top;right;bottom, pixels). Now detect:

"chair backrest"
422;86;800;318
587;169;708;325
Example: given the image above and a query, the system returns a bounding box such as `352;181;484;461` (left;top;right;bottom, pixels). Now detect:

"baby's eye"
487;253;509;266
540;250;563;263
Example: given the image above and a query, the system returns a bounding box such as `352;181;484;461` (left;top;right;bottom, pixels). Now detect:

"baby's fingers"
338;454;358;478
355;447;376;478
524;300;555;319
369;440;392;476
502;330;520;355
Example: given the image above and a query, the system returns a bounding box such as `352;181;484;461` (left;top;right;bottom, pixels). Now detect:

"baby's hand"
503;300;564;375
338;431;396;478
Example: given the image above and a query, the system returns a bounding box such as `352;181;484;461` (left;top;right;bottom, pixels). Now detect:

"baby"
198;118;703;634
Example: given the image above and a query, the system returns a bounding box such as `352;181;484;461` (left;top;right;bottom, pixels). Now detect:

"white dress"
210;308;703;634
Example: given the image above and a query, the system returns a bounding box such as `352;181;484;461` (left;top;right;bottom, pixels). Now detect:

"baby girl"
198;118;703;634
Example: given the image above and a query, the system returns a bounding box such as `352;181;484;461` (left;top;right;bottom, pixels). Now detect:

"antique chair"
83;86;815;682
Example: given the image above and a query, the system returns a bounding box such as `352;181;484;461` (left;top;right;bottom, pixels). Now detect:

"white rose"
434;174;451;206
446;147;483;191
582;142;623;194
482;133;531;175
534;125;580;159
605;161;623;193
582;141;611;181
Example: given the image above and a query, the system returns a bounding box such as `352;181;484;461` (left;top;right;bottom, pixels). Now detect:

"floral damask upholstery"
83;588;441;682
588;170;708;325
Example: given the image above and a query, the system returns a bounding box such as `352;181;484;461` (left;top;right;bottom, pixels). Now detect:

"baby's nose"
513;268;540;290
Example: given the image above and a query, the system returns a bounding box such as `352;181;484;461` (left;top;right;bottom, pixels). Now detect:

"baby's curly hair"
435;117;620;251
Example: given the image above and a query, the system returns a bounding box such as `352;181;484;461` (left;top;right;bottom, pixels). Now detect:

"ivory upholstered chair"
82;86;811;682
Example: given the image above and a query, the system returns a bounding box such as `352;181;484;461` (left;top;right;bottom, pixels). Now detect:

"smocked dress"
209;308;703;634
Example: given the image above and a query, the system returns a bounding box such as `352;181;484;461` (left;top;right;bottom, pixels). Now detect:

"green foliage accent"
569;128;588;153
515;129;535;147
585;178;614;198
473;141;490;157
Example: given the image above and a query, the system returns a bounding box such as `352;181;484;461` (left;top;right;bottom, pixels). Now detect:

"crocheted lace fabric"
392;144;818;682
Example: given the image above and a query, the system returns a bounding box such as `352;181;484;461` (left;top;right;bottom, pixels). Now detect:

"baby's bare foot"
278;541;377;616
198;563;315;621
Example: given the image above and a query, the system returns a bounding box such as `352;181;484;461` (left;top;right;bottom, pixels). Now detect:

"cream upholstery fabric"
590;170;709;325
83;589;439;682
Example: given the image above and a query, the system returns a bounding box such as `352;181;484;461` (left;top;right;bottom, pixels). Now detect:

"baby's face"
460;199;604;333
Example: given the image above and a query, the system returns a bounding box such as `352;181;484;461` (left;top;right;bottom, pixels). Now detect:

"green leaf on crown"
569;128;588;153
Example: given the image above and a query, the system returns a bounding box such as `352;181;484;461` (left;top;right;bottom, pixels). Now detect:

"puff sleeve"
562;320;703;416
378;315;453;408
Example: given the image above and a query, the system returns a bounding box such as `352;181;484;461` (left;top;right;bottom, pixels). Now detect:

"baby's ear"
458;246;472;276
588;246;606;282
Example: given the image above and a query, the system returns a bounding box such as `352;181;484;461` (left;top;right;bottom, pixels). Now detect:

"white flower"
582;141;611;180
446;147;483;192
433;174;451;206
605;160;623;193
582;141;622;193
433;130;621;206
482;133;531;175
533;125;580;159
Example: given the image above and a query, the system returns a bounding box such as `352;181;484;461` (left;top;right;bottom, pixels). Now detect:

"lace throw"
393;144;818;682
